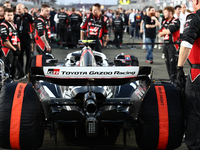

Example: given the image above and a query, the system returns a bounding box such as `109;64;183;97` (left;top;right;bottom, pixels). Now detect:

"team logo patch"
47;69;60;75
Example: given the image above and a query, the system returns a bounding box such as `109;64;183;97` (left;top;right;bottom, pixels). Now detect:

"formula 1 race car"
0;40;184;150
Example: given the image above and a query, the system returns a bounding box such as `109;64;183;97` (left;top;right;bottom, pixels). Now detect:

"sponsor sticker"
44;67;140;79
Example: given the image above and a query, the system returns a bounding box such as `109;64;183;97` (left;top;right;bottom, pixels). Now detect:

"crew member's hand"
46;45;51;52
176;66;186;91
140;29;143;33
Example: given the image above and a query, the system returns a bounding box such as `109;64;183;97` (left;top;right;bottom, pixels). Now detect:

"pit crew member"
80;3;109;52
177;0;200;149
0;8;20;80
159;6;180;83
34;4;51;54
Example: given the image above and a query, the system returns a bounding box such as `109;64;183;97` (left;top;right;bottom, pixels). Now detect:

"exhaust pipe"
84;92;97;113
85;99;96;113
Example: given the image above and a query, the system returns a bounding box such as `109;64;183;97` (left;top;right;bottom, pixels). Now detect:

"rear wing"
31;66;151;86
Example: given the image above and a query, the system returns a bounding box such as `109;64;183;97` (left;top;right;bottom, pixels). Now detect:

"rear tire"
135;82;184;150
0;83;44;150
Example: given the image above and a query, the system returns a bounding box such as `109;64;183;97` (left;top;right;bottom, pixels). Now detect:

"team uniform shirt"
159;17;180;50
80;13;109;44
181;9;200;81
14;13;34;35
69;13;82;27
0;20;20;56
34;15;51;51
57;12;70;28
112;16;123;30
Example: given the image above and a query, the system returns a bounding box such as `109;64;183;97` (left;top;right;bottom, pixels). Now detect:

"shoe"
149;60;154;64
59;46;63;49
118;46;121;49
65;47;68;50
145;60;149;63
158;46;162;49
15;75;26;81
162;53;165;59
154;45;157;49
142;46;146;49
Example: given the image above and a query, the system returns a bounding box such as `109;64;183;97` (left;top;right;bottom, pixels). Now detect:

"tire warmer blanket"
10;83;27;150
36;55;43;67
155;85;169;149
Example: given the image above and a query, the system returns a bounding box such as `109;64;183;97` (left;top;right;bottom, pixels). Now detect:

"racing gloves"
176;66;186;92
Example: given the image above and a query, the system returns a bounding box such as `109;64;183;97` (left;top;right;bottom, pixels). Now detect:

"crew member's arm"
160;18;180;37
80;15;88;40
103;17;109;47
159;20;165;37
36;19;51;51
1;25;16;51
178;15;197;67
140;20;143;33
4;41;16;51
177;14;198;89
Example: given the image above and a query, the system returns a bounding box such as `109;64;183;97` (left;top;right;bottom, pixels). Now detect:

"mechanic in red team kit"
80;3;109;52
35;4;51;55
0;8;20;80
177;0;200;149
159;6;180;83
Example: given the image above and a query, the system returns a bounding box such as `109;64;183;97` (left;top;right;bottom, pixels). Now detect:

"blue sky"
56;0;118;5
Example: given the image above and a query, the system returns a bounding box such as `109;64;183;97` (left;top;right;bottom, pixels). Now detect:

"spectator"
179;4;190;39
140;8;147;50
144;6;160;64
3;1;11;9
129;9;135;39
135;9;142;39
174;5;181;19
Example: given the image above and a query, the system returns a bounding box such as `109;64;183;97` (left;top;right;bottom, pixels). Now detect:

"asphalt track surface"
1;33;189;150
